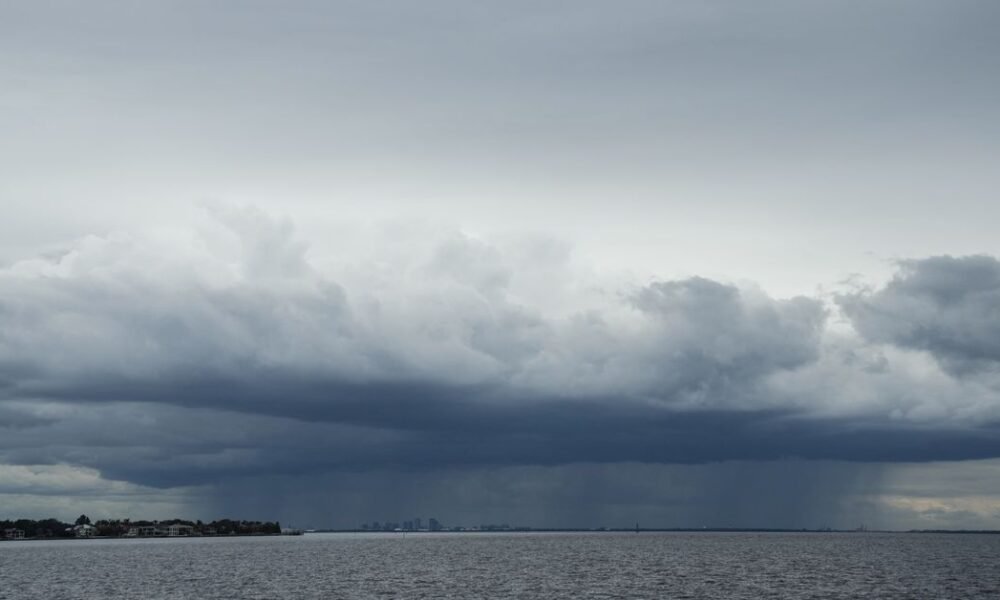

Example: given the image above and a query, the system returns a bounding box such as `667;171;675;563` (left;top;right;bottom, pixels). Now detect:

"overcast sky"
2;0;1000;530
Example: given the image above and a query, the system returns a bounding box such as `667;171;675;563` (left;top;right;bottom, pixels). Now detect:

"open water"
2;531;999;599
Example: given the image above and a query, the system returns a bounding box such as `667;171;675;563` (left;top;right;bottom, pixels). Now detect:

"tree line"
2;515;281;538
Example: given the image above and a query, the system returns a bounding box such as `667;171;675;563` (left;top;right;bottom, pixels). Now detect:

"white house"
126;525;162;537
125;524;196;537
72;524;98;538
167;524;194;536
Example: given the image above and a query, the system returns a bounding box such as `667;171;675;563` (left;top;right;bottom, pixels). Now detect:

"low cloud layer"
2;208;1000;525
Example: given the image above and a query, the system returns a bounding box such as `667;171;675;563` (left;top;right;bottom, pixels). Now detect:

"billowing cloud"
0;206;825;409
0;209;998;487
840;255;1000;375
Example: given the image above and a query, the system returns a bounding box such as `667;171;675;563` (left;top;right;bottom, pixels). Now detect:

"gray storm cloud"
2;208;1000;501
0;206;825;408
840;255;1000;375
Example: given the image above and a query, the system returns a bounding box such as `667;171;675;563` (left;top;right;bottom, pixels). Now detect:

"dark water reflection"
2;532;999;599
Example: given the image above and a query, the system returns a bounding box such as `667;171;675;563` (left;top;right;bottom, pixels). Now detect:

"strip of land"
2;516;287;540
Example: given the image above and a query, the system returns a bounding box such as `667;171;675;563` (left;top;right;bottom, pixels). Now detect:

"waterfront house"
126;525;161;537
167;524;194;536
72;524;97;538
125;524;196;537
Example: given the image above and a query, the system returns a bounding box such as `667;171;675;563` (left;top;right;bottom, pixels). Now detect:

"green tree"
75;514;91;526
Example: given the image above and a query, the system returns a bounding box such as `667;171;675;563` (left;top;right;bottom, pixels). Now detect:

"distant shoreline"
0;532;292;542
2;517;286;541
7;527;1000;542
306;527;1000;535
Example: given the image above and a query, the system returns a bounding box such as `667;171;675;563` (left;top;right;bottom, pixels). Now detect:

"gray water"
2;532;998;599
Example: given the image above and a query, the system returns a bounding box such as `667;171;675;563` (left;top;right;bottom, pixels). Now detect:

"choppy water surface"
2;532;999;599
